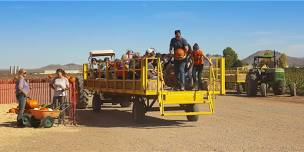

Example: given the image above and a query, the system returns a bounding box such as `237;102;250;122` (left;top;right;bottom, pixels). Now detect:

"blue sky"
0;1;304;69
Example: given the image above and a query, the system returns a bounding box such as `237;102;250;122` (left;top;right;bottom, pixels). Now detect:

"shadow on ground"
76;108;193;129
0;121;18;128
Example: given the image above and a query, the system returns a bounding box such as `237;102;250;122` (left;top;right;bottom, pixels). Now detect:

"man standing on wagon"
169;30;189;90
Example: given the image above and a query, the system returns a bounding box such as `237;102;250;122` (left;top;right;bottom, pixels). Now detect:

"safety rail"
226;67;248;83
84;57;225;95
84;58;163;95
159;62;218;116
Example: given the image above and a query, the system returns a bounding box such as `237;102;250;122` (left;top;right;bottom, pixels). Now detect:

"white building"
40;70;81;74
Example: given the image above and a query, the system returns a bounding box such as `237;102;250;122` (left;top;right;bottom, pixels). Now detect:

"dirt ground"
0;95;303;152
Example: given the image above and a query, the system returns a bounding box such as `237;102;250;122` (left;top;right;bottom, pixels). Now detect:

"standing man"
169;30;189;90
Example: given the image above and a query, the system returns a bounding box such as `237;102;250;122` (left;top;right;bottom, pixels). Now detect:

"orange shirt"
192;50;204;65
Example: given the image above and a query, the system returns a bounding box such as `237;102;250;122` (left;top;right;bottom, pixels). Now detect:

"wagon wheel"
30;116;41;128
21;115;31;127
132;96;146;123
184;104;199;121
41;116;54;128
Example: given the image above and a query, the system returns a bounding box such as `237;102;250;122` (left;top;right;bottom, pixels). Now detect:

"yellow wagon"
225;67;248;94
83;55;225;123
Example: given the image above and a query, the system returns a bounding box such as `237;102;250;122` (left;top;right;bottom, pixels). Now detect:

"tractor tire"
92;93;102;112
132;97;145;123
273;80;286;95
260;83;267;97
246;74;258;96
41;116;54;128
30;116;41;128
76;77;92;109
120;102;132;108
185;104;199;121
289;82;297;96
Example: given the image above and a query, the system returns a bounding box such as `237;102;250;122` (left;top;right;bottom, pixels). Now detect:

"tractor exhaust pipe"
273;50;277;68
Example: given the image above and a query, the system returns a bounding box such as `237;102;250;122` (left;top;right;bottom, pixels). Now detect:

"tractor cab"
87;50;116;79
253;54;274;68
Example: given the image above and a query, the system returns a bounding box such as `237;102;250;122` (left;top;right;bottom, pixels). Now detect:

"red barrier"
0;78;78;125
0;79;77;106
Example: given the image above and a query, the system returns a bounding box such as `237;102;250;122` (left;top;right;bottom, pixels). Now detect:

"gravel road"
0;95;303;152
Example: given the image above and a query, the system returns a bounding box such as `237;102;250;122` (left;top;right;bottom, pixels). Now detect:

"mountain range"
242;50;304;67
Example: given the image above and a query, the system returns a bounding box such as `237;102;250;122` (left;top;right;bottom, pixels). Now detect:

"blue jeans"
192;64;204;89
52;96;66;123
16;93;26;122
174;59;187;89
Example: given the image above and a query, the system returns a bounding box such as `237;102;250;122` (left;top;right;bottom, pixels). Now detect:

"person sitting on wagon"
145;48;157;79
90;58;99;79
129;52;142;79
99;57;110;79
50;69;69;124
191;43;212;90
126;50;134;60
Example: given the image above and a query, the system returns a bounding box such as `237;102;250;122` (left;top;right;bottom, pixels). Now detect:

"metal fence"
0;78;75;105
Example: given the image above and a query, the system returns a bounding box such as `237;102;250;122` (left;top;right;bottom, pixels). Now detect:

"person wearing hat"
169;30;189;90
145;48;156;58
191;43;212;90
15;69;30;127
90;58;99;79
50;69;69;124
144;48;157;79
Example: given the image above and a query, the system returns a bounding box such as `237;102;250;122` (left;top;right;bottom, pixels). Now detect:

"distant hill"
242;50;304;67
38;63;82;71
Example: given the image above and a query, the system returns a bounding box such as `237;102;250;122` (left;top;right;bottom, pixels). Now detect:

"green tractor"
245;50;296;97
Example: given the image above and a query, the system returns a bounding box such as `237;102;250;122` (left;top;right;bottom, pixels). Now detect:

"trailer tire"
132;97;145;123
92;93;102;112
185;104;199;121
120;102;132;108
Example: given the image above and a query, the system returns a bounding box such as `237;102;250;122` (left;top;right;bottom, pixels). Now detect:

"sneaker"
180;87;185;91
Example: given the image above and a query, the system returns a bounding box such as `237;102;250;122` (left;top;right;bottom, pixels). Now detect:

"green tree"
279;53;288;68
233;59;243;67
223;47;238;68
